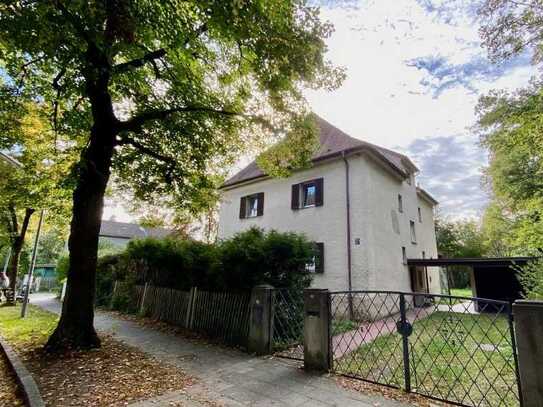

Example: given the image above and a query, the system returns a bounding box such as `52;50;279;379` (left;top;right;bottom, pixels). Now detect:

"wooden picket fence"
111;282;251;348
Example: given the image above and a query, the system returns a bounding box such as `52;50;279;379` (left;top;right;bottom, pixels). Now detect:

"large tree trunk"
6;207;34;305
46;47;117;350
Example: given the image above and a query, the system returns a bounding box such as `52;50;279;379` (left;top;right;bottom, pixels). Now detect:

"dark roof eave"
417;187;439;206
407;257;537;267
99;233;133;239
220;145;408;190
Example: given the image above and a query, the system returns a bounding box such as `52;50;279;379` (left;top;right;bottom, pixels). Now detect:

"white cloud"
306;0;536;217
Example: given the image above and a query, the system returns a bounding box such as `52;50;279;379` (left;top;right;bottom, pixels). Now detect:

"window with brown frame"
292;178;323;210
306;242;325;273
239;192;264;219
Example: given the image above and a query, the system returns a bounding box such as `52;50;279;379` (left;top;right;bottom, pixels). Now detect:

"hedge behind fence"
96;227;315;304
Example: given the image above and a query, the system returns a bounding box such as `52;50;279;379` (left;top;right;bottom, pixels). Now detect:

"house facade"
218;116;440;294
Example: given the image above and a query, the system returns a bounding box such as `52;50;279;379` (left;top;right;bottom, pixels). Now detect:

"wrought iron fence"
329;291;521;407
272;288;304;360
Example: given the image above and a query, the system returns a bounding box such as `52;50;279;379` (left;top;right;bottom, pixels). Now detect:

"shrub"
218;227;314;291
100;227;315;296
519;259;543;300
96;253;127;306
124;238;221;291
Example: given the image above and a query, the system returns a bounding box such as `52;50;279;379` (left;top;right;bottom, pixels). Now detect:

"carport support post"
248;285;274;355
513;300;543;407
303;289;331;371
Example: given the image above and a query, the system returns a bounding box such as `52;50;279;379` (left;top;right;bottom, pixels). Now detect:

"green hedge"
96;227;315;306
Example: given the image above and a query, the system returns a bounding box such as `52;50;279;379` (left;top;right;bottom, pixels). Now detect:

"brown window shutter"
316;242;324;273
291;184;300;210
315;178;324;206
257;192;264;216
239;196;246;219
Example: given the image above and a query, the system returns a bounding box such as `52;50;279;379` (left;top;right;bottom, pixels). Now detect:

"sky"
305;0;535;219
105;0;536;222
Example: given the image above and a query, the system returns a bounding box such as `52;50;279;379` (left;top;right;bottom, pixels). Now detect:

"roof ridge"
222;115;414;188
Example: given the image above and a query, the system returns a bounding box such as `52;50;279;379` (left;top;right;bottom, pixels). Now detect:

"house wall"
218;154;440;293
346;155;437;293
218;159;350;291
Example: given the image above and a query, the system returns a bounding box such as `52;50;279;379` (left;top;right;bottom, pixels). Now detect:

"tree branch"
51;67;67;140
117;136;175;165
185;23;208;46
113;49;167;74
119;106;239;133
54;0;94;45
8;205;18;237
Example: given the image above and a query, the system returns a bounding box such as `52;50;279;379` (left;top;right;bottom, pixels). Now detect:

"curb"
0;336;45;407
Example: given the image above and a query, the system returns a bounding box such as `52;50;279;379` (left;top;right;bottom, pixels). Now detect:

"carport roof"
407;257;537;267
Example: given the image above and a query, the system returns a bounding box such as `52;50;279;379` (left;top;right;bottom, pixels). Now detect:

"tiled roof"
221;115;417;188
99;220;172;239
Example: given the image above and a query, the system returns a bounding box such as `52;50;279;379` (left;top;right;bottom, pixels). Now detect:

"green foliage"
0;0;344;215
124;237;222;291
219;227;314;291
435;216;487;288
476;83;543;255
0;104;74;223
435;217;487;258
57;239;124;283
479;0;543;64
95;227;315;306
36;230;66;265
519;259;543;300
96;254;127;307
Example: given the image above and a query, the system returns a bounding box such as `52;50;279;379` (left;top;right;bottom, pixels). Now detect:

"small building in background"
99;220;173;248
407;257;536;303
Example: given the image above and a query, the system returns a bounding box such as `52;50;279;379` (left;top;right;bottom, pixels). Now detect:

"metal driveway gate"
329;291;521;407
272;288;304;360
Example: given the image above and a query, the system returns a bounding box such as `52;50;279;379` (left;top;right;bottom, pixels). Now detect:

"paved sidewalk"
31;294;413;407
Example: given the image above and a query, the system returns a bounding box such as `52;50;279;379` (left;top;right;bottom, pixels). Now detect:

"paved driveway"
31;294;413;407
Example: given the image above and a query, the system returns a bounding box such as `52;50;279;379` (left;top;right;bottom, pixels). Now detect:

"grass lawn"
334;311;519;407
0;304;59;346
450;288;473;298
0;304;194;407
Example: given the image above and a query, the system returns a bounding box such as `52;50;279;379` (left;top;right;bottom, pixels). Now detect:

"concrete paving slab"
31;294;414;407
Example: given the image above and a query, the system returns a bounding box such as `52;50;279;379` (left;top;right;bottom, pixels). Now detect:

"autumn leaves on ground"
0;304;192;407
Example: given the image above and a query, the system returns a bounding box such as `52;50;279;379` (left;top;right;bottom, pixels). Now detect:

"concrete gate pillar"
513;300;543;407
248;285;274;355
303;288;331;371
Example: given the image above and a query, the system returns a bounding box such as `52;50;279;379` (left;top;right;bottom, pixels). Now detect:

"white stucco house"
218;116;440;295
